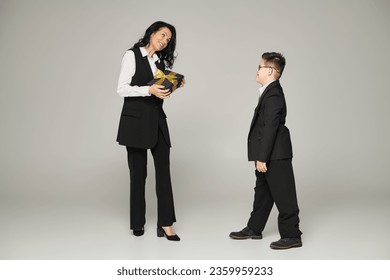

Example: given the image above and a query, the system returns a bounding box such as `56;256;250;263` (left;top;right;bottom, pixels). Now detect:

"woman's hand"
149;84;171;99
180;79;186;88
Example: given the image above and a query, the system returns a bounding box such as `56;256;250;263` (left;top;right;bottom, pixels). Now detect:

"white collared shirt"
117;47;159;97
258;80;276;97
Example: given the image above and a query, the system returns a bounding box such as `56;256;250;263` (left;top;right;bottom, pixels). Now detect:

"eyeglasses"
258;65;280;73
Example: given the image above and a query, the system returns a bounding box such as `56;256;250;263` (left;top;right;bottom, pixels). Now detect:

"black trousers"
126;128;176;230
247;159;302;238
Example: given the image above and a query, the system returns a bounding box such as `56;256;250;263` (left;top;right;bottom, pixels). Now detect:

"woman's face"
149;27;172;51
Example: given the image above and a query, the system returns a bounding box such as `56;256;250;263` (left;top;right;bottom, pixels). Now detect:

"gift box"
147;69;184;93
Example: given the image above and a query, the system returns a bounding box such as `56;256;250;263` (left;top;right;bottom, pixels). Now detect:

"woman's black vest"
116;48;171;148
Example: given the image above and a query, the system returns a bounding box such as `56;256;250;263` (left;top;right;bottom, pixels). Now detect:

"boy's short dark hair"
262;52;286;77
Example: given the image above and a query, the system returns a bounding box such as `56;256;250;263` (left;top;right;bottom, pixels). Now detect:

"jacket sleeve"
257;90;284;162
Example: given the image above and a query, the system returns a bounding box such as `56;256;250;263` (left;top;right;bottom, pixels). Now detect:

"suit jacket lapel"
258;80;280;107
249;80;280;130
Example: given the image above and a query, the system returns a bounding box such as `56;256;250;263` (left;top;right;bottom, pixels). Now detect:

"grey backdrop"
1;0;389;259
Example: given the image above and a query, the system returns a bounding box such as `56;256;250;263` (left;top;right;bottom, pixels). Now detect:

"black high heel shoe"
157;226;180;241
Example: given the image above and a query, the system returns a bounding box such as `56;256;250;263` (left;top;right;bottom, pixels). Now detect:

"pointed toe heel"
157;226;180;241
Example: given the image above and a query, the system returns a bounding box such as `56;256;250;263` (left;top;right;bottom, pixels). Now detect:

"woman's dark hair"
132;21;177;69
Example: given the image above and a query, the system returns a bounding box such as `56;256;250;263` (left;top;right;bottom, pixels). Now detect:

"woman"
116;21;183;241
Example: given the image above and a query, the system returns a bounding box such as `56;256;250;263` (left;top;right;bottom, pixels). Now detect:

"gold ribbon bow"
154;69;179;92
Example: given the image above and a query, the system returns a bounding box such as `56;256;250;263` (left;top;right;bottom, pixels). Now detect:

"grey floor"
2;0;390;261
1;159;389;260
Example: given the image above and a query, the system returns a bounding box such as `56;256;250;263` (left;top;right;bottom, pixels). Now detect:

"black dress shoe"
133;228;144;236
270;238;302;249
229;226;262;240
157;226;180;241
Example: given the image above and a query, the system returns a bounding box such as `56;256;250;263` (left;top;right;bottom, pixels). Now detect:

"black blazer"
116;48;171;148
247;80;293;162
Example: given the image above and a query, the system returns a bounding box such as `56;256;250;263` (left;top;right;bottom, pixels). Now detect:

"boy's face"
256;59;275;85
